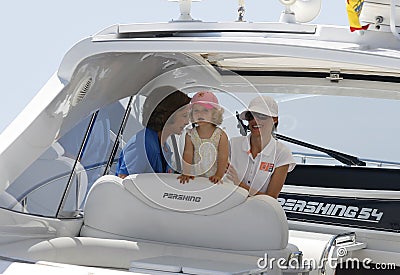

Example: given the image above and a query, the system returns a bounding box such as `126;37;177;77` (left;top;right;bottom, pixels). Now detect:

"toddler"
178;91;228;184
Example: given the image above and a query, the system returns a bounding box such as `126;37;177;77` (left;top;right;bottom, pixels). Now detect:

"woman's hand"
177;174;194;184
227;164;259;195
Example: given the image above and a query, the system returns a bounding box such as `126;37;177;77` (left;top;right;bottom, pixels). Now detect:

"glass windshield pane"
0;101;126;217
141;64;400;168
223;92;400;168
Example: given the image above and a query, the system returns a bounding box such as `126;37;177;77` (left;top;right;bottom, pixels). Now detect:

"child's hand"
209;174;222;184
177;174;194;184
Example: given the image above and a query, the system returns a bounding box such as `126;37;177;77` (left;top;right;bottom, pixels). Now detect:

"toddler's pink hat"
190;91;219;109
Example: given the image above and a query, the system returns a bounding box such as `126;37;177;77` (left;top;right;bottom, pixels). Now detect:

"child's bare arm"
182;133;194;174
178;133;195;183
210;131;229;183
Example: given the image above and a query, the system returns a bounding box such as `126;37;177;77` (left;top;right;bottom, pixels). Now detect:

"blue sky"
0;0;348;133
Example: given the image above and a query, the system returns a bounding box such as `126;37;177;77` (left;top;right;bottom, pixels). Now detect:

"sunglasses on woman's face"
244;111;270;121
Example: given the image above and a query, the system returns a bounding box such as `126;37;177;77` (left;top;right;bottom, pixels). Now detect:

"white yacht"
0;0;399;274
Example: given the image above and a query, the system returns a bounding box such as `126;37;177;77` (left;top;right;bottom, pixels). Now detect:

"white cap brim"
239;106;277;120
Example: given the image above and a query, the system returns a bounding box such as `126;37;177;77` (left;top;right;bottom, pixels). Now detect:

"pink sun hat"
190;91;220;109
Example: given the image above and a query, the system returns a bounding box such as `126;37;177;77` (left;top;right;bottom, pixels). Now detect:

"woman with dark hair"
116;86;191;178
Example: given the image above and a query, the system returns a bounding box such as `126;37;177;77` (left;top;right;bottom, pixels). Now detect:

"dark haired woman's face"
168;106;190;135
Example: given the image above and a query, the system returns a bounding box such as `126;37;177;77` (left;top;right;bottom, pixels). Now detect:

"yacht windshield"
1;62;399;218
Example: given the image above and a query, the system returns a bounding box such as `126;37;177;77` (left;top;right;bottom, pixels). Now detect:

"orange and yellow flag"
346;0;369;32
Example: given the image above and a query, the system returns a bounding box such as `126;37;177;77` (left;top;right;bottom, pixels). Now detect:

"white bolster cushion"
83;174;288;251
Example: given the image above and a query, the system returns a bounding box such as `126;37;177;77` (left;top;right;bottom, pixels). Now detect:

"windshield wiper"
273;133;366;166
236;111;366;166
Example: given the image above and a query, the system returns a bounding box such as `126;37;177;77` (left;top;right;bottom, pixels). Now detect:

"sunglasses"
244;111;270;121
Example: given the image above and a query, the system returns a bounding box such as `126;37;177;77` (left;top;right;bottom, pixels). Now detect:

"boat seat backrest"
82;174;289;252
5;143;87;216
122;173;248;215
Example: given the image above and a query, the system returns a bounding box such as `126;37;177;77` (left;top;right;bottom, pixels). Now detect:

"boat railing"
292;152;400;169
18;167;86;215
319;232;355;275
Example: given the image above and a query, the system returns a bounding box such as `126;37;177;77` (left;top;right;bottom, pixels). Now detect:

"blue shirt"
116;128;172;175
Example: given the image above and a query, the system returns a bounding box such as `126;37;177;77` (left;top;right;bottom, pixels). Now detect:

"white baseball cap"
239;96;278;120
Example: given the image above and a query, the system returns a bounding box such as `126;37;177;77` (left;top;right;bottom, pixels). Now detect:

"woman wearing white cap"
227;96;296;198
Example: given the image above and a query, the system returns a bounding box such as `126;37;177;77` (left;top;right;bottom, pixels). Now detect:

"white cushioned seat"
20;236;287;274
81;174;291;253
5;143;87;216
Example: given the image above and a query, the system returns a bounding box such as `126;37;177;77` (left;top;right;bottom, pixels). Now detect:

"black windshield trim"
223;69;400;83
285;164;400;191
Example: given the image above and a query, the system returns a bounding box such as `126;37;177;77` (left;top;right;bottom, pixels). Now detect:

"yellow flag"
346;0;369;32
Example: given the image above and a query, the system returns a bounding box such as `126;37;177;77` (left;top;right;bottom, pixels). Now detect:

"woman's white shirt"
230;135;296;194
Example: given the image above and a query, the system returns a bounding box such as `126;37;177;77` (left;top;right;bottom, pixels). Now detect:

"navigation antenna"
169;0;201;22
279;0;297;23
278;0;321;23
237;0;246;22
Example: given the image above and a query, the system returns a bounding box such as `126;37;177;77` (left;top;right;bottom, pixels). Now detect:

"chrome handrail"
319;232;356;275
390;0;400;40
